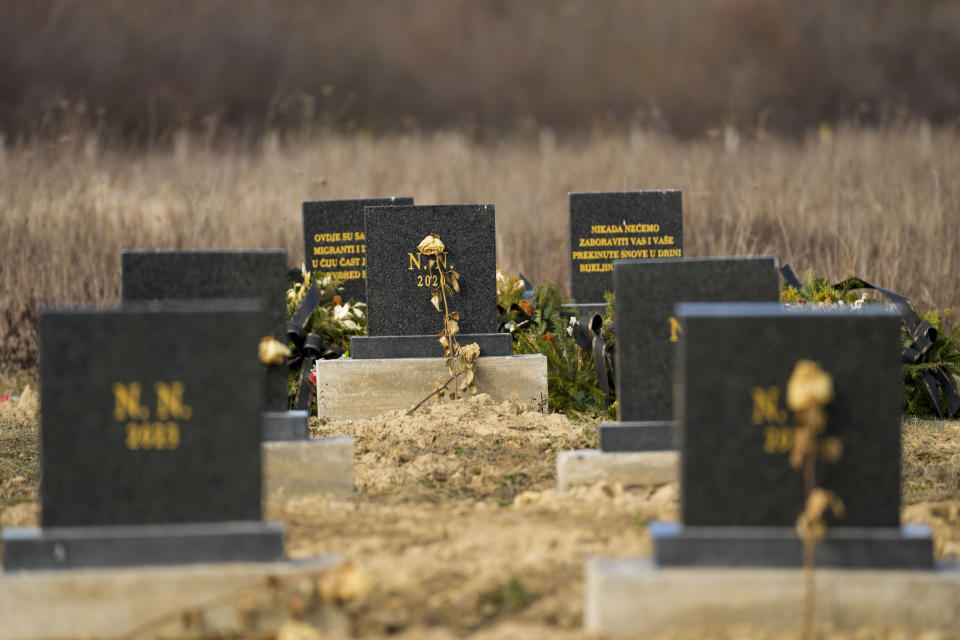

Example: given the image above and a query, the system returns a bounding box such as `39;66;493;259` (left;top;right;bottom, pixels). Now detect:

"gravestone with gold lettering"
569;191;682;313
599;257;779;452
121;249;287;412
649;302;932;568
349;204;513;358
302;197;414;302
2;301;285;570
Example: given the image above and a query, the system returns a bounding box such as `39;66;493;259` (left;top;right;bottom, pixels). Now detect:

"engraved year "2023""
125;422;180;450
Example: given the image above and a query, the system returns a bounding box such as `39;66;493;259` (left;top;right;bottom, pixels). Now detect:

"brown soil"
2;391;959;638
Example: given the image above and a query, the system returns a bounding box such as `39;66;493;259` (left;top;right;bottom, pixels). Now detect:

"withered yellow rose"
417;233;445;256
258;336;291;365
459;342;480;363
786;359;834;410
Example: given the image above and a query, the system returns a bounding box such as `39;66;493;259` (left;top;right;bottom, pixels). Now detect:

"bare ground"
1;390;959;638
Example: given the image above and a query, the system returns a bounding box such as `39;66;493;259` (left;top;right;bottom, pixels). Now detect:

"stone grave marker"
569;191;682;310
3;300;285;570
651;302;932;568
599;256;780;451
302;197;414;302
349;204;512;358
121;249;288;411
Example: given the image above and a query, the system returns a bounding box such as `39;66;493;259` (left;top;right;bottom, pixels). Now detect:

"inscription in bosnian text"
573;221;680;274
309;230;366;283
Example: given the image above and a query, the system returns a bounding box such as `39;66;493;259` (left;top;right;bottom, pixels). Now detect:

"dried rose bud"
417;233;445;256
258;336;291;365
786;360;834;411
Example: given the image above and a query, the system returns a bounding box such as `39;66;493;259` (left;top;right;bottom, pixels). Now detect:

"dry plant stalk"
407;234;480;414
786;359;844;640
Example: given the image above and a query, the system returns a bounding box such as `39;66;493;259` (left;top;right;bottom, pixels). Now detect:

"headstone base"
0;556;345;640
585;555;960;636
560;303;607;319
3;521;285;571
556;449;677;490
652;521;934;569
315;354;547;420
598;421;674;451
262;437;354;501
261;410;309;441
350;333;512;359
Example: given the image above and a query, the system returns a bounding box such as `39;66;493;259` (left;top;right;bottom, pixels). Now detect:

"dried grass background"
2;123;959;370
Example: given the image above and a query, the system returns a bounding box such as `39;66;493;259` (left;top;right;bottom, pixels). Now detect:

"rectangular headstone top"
121;249;287;334
362;204;499;337
302;197;414;302
121;249;288;410
569;191;682;304
614;256;780;423
676;302;903;529
39;301;266;528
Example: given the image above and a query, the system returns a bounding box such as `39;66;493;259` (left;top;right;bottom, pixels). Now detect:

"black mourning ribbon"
497;303;534;333
569;313;616;407
781;264;960;419
287;282;344;410
497;273;537;334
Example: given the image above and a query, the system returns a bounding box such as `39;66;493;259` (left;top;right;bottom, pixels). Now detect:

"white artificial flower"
333;304;350;322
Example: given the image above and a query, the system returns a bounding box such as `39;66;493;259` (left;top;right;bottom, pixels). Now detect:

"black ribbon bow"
286;281;343;410
569;313;616;407
781;265;960;419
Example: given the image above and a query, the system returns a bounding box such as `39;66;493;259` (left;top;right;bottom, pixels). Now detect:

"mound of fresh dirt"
2;390;958;638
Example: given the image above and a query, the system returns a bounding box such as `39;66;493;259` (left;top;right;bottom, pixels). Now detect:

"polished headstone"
611;256;780;425
650;302;931;568
39;301;266;527
121;249;288;410
3;301;285;570
350;204;511;358
302;197;413;302
569;190;682;306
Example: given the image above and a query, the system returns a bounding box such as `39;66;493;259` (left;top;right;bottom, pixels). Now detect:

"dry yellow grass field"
2;124;959;370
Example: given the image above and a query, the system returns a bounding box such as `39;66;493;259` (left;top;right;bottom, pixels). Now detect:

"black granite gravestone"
302;197;414;302
2;301;284;570
121;250;288;411
568;191;682;313
599;257;780;451
349;204;512;358
650;302;933;568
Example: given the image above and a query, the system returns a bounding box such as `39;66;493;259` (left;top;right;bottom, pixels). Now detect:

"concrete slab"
262;437;354;501
585;556;960;636
0;556;345;639
314;354;547;420
261;410;309;441
556;449;677;490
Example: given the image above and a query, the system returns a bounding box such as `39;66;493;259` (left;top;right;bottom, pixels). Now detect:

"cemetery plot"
349;204;512;358
2;301;284;570
599;257;780;451
302;197;413;302
654;302;933;568
569;190;682;305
